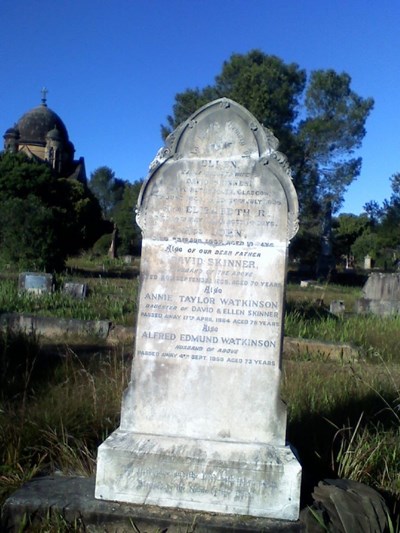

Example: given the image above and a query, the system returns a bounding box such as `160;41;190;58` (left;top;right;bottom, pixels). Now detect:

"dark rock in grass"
300;479;390;533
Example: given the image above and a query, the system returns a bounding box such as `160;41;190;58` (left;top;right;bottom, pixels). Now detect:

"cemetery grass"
1;332;399;529
0;270;400;526
0;330;130;504
286;282;400;362
284;282;400;524
0;254;140;327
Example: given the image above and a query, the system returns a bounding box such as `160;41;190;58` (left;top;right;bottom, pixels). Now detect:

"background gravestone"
96;98;301;520
364;254;372;270
63;282;88;299
18;272;53;295
356;272;400;315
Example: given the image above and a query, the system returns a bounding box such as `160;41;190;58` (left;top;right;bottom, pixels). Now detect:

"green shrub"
92;233;114;257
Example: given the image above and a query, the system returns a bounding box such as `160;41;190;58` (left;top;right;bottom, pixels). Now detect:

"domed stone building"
3;89;86;181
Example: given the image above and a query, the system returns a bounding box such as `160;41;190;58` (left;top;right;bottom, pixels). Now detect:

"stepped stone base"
95;430;301;521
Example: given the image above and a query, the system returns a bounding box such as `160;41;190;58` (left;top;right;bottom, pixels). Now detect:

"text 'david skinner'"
138;241;284;369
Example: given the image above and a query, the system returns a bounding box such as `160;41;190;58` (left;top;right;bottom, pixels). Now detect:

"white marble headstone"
95;98;301;520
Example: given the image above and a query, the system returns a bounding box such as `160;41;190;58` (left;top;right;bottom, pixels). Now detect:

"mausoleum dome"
16;103;69;146
3;91;86;182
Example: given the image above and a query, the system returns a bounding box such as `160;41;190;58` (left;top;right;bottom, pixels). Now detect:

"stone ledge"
2;475;306;532
283;337;359;362
0;313;359;363
0;313;111;340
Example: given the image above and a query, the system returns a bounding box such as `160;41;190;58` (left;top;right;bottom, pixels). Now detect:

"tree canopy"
367;173;400;265
326;172;400;269
89;166;126;219
162;50;374;217
298;70;373;209
112;180;143;255
88;166;143;256
333;212;370;259
0;152;104;271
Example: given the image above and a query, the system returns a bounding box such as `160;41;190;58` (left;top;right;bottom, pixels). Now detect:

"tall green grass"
1;278;400;527
282;360;400;501
286;281;362;311
285;310;400;362
0;275;139;326
1;329;399;522
0;330;129;506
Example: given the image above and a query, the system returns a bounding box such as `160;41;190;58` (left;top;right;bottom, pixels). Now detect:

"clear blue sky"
1;0;399;215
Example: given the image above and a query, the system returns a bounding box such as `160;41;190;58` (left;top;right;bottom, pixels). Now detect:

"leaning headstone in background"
356;272;400;315
108;223;118;259
18;272;53;295
316;201;335;279
95;98;301;520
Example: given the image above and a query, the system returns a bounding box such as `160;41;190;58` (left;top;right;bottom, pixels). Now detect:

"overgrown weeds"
285;285;400;363
0;274;139;326
0;330;129;507
1;277;400;527
282;358;400;518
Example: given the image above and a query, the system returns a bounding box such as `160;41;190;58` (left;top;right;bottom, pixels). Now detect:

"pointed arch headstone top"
138;98;299;241
167;97;279;158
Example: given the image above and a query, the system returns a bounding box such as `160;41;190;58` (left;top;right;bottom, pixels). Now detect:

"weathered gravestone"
63;282;88;299
18;272;53;295
356;272;400;315
364;254;372;270
95;98;302;520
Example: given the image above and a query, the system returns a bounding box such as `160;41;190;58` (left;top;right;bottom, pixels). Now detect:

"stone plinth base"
95;430;301;521
3;476;305;532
